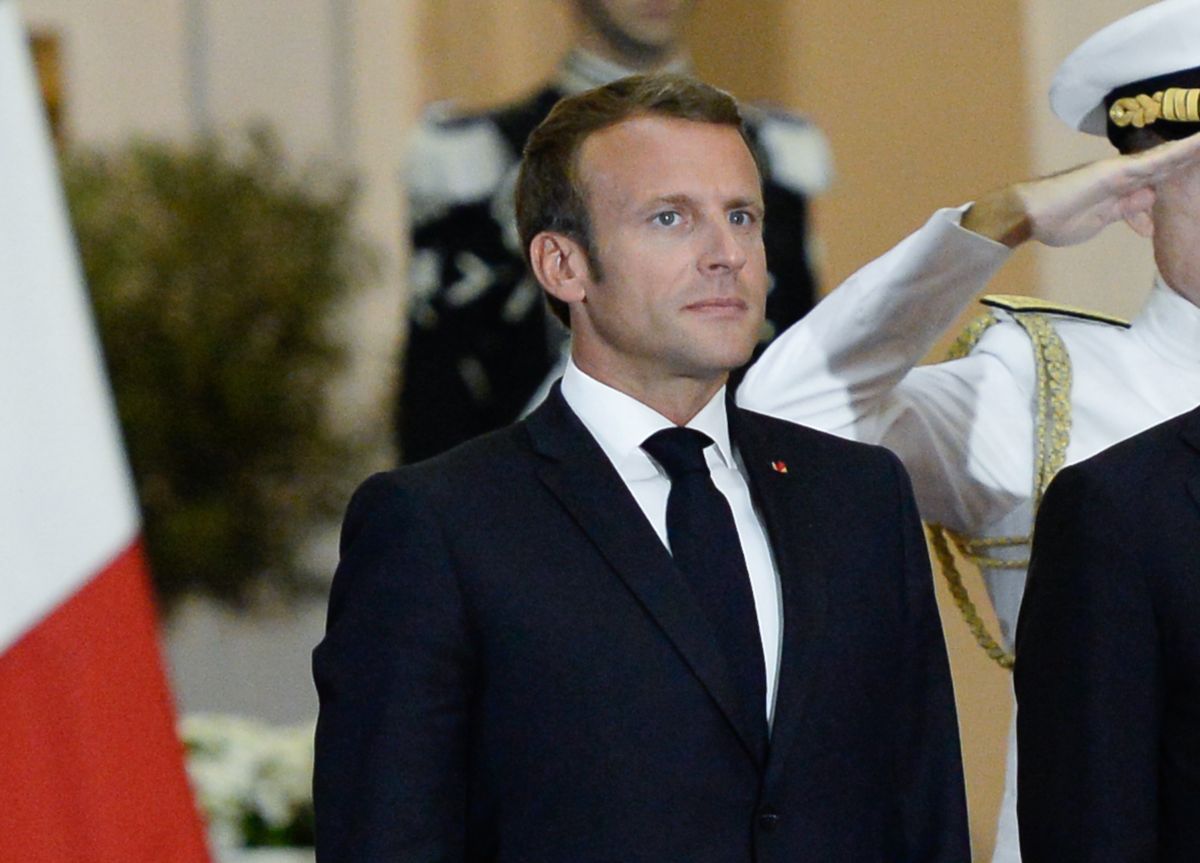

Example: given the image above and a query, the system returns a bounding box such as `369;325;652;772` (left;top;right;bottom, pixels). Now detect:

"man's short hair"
515;73;757;326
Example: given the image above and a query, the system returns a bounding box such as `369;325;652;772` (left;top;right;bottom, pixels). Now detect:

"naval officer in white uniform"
737;1;1200;859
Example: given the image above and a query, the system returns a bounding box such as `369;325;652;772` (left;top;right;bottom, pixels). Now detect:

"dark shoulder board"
981;294;1132;328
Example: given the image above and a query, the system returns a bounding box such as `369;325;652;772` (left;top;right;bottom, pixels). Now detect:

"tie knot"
642;427;714;480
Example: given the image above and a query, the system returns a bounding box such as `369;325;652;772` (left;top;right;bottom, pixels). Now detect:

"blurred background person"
397;0;831;463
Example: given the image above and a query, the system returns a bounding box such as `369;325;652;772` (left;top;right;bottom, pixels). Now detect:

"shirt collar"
1132;275;1200;367
555;47;693;95
559;357;733;480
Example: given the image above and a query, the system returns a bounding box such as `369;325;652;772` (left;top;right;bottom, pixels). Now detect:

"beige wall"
779;3;1033;295
420;0;571;108
22;0;194;142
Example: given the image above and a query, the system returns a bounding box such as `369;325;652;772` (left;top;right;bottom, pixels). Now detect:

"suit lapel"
1179;406;1200;513
729;407;830;779
524;387;765;766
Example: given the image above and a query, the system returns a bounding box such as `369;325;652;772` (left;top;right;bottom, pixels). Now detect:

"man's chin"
689;345;759;380
689;322;760;365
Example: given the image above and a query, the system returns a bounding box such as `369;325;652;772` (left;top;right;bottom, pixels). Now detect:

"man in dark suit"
1015;403;1200;861
313;74;967;862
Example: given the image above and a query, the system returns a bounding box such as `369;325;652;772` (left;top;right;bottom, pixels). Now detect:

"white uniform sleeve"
738;207;1035;533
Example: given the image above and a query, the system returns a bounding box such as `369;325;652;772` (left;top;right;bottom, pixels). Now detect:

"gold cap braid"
1109;87;1200;128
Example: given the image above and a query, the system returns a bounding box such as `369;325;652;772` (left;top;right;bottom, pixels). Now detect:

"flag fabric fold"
0;1;210;859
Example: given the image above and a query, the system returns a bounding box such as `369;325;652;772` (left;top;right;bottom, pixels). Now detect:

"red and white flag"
0;2;211;860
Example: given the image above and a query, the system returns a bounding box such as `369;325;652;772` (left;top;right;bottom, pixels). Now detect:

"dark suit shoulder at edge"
1059;405;1200;485
400;419;531;474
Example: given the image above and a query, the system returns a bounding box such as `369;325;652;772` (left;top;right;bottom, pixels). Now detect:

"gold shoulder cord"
926;309;1073;670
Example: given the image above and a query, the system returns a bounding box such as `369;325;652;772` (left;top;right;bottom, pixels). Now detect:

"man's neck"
571;353;727;426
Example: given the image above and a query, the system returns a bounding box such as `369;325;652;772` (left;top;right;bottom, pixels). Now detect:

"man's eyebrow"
646;193;694;208
639;193;764;210
726;196;764;212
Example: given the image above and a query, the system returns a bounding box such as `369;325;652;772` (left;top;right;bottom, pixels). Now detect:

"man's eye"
730;210;754;226
653;211;679;227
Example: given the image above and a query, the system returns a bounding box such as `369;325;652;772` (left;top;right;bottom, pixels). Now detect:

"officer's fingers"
1118;187;1156;238
1123;208;1155;238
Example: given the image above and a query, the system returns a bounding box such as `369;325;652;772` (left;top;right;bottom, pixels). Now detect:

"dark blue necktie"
642;427;768;737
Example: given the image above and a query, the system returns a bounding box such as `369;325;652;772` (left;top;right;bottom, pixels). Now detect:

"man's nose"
699;219;747;272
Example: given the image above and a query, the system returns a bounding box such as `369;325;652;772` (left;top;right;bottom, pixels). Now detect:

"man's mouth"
683;297;748;313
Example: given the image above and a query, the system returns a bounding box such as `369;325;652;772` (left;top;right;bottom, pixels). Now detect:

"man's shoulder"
395;421;537;489
338;418;558;561
962;297;1131;394
1040;408;1199;545
981;295;1133;365
1070;406;1199;486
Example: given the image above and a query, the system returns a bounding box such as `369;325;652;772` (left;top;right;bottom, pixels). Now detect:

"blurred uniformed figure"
736;1;1200;859
399;0;831;463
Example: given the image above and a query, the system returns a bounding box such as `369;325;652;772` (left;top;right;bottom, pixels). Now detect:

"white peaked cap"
1050;0;1200;135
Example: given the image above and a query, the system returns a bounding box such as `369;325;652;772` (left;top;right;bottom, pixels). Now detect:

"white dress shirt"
560;358;783;725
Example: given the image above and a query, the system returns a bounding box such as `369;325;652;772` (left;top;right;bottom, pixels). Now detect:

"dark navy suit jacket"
313;385;968;862
1017;404;1200;862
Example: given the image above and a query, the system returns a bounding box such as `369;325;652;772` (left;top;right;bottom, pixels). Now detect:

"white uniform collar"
559;357;734;480
555;48;692;96
1132;276;1200;368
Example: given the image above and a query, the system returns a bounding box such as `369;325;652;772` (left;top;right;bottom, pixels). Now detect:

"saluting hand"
961;131;1200;248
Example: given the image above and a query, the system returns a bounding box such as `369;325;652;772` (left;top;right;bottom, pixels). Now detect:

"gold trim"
927;310;1015;668
1013;312;1073;510
981;294;1130;328
928;525;1014;669
926;305;1075;671
1168;88;1185;121
943;309;998;360
1110;87;1200;128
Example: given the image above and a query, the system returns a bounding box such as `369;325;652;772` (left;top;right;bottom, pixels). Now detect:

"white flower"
180;713;315;848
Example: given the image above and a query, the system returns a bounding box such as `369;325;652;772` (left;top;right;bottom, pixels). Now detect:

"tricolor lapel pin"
771;460;788;474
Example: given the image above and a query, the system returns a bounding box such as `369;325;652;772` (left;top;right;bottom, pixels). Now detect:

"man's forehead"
577;115;761;202
581;114;750;159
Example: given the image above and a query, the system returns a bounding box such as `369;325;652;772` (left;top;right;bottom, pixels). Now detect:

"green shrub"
63;129;372;611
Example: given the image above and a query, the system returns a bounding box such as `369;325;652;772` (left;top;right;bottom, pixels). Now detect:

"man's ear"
529;231;590;305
